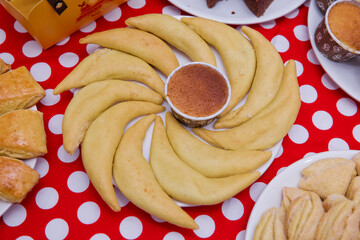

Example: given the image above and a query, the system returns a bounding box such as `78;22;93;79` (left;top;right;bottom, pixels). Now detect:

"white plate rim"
168;0;307;25
0;106;39;217
307;0;360;102
245;149;360;240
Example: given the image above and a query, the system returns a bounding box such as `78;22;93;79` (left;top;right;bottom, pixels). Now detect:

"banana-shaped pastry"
81;101;165;212
193;60;300;151
62;80;163;155
79;28;179;76
53;48;165;96
125;14;216;66
181;17;256;116
113;114;198;230
165;112;271;178
215;26;284;129
149;116;260;205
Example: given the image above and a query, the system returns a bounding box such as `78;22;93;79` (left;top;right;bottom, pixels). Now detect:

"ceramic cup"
165;62;231;128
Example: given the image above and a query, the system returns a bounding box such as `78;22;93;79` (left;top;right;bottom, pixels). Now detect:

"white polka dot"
127;0;146;9
222;198;244;221
58;145;80;163
236;230;246;240
22;40;42;58
285;8;299;18
321;73;338;90
86;44;101;55
162;6;181;15
67;171;90;193
59;52;79;68
80;21;97;33
300;85;318;103
288;124;309;144
260;20;276;29
0;29;6;45
48;114;63;134
294;60;304;77
353;125;360;143
0;52;14;64
16;236;33;240
77;201;101;225
163;232;185;240
249;182;266;202
312;111;333;130
307;49;320;65
328;138;349;151
36;187;59;210
275;144;283;158
119;216;143;239
90;233;111;240
30;62;51;82
271;35;289;53
104;7;122;22
3;204;27;227
45;218;69;240
277;167;286;175
294;25;309;41
115;187;130;207
41;89;61;106
194;215;215;238
56;37;70;46
337;98;357;116
34;157;49;178
14;21;27;33
152;215;165;223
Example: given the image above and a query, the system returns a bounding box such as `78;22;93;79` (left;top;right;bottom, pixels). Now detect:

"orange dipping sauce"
328;2;360;51
166;63;229;118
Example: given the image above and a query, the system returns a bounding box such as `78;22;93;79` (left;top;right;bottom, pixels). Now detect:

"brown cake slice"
206;0;221;8
244;0;274;17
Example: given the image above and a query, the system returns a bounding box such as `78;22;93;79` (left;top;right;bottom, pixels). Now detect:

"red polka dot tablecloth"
0;0;360;239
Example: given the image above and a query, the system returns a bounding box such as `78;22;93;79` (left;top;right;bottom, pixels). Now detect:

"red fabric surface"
0;0;359;239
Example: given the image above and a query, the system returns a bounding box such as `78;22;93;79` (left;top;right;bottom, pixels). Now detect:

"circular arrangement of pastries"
54;14;301;229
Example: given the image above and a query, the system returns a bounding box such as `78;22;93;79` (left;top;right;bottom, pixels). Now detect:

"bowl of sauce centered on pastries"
165;62;230;127
327;1;360;53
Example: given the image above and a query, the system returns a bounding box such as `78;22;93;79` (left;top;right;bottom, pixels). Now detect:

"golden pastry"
0;66;45;115
0;156;39;203
113;114;198;230
215;26;284;129
79;28;179;76
315;199;354;240
165;112;271;177
193;60;300;151
181;17;256;116
125;14;216;66
53;48;166;96
149;116;260;205
253;207;276;240
298;158;356;199
62;80;163;155
0;58;10;74
81;101;165;212
0;109;47;159
351;152;360;175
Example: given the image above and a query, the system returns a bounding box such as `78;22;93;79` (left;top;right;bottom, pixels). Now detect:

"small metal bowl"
165;62;231;128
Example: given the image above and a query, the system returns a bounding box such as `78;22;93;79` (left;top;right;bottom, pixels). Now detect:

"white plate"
245;150;360;240
308;0;360;102
0;106;38;217
168;0;306;25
